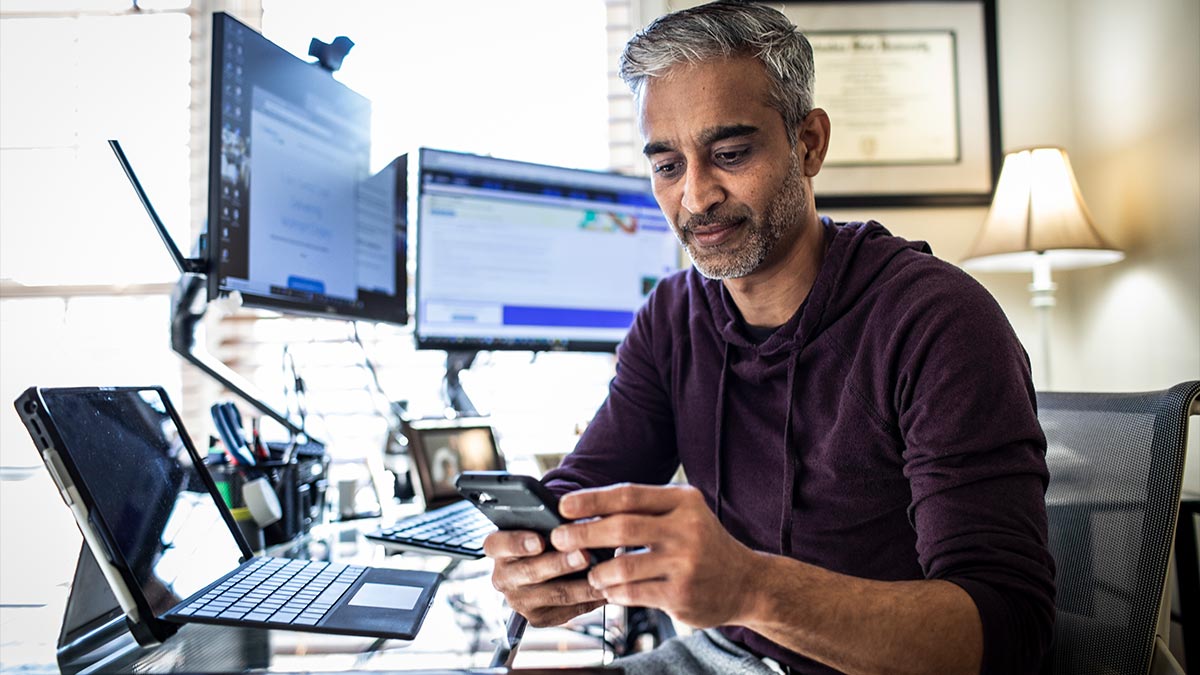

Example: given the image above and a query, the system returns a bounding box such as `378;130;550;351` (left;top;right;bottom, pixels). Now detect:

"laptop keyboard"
368;500;497;558
175;557;365;626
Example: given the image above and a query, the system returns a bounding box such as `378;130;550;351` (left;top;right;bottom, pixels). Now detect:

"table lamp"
962;146;1124;389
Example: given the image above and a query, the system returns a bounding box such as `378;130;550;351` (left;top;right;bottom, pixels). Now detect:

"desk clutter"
208;401;328;549
11;384;620;674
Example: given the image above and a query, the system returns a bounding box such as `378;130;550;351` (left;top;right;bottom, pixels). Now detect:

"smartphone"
455;471;613;574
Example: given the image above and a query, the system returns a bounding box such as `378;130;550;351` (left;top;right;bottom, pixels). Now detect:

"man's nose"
680;163;725;216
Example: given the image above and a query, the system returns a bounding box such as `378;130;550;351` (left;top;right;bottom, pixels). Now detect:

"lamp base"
1030;253;1054;389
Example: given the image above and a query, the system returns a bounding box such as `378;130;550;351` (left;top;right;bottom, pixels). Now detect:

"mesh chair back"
1040;381;1200;675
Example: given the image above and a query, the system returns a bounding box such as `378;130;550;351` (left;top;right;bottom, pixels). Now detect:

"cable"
350;322;405;423
446;592;489;655
602;603;608;663
281;345;307;433
281;341;332;443
559;603;619;661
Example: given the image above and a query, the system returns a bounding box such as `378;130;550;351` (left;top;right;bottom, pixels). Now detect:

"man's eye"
653;161;681;176
715;149;748;165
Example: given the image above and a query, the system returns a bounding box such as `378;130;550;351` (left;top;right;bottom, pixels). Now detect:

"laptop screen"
412;424;500;504
41;388;245;618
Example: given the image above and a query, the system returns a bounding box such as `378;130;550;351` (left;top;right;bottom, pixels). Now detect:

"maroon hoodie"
544;219;1055;674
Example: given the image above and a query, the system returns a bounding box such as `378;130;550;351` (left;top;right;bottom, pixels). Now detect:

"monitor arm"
170;274;306;437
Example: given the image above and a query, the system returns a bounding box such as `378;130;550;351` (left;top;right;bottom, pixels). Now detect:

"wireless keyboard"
367;500;496;559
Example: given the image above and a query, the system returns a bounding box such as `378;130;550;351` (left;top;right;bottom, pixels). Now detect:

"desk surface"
0;513;615;674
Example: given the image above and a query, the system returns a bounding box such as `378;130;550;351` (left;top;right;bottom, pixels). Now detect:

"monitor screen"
415;148;679;352
208;13;408;326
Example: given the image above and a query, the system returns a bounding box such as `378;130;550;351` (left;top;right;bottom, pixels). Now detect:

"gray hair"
620;1;815;146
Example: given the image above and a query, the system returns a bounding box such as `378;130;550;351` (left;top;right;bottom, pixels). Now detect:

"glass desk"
1;517;617;674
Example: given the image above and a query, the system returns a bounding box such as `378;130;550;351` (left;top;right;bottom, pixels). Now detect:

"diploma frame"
775;0;1001;208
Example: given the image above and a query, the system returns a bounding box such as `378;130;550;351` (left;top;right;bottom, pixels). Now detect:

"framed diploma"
775;0;1001;207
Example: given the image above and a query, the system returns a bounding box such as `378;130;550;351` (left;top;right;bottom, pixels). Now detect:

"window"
0;0;193;628
0;5;192;467
260;0;611;172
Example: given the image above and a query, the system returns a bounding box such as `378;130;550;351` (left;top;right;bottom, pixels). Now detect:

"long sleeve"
891;270;1056;675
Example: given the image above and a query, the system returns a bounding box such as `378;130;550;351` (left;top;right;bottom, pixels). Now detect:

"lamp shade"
962;147;1124;272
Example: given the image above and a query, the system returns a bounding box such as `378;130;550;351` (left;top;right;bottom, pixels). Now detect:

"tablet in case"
14;386;441;645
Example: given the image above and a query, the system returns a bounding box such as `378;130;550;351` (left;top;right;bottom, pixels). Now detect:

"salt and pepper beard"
677;152;807;280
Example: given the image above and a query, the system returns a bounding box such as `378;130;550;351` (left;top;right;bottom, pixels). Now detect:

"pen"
251;416;269;460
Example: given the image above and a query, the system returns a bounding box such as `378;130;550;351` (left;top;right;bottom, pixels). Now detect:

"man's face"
638;56;812;280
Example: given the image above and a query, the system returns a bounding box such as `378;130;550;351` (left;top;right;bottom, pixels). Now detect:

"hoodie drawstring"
714;340;798;556
713;341;732;526
778;354;799;556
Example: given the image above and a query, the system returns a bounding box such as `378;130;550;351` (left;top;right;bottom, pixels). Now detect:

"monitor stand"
444;350;481;416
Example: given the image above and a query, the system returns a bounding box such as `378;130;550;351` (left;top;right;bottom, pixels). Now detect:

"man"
483;2;1055;674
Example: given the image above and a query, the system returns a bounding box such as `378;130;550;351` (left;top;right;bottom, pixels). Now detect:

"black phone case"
455;471;567;534
455;471;614;576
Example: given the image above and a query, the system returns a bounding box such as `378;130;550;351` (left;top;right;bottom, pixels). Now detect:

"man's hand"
551;483;760;628
482;530;606;627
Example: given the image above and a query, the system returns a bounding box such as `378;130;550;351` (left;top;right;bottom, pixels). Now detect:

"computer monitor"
414;148;679;352
207;13;408;326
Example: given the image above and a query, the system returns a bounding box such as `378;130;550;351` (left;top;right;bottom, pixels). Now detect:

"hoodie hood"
703;218;933;356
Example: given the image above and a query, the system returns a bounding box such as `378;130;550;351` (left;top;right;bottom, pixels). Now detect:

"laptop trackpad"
348;582;422;610
318;568;441;640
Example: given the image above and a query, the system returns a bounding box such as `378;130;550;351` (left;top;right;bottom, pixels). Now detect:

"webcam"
308;35;354;73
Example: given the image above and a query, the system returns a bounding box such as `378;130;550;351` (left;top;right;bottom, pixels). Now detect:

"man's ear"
796;108;831;177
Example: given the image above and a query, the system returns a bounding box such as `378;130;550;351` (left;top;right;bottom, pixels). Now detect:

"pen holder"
205;439;328;547
261;444;329;546
206;462;266;551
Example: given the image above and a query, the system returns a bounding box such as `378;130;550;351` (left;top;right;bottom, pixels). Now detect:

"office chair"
1040;380;1200;675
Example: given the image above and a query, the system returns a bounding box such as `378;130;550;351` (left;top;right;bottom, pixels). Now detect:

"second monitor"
415;148;680;353
208;13;408;326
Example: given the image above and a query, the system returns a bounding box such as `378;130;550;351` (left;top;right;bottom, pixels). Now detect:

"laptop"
14;386;442;646
367;418;502;558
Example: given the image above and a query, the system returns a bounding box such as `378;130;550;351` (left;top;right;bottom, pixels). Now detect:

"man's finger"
507;578;606;614
587;548;666;589
596;579;671;611
551;513;666;551
483;529;545;559
559;483;692;519
497;550;591;589
526;599;607;628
